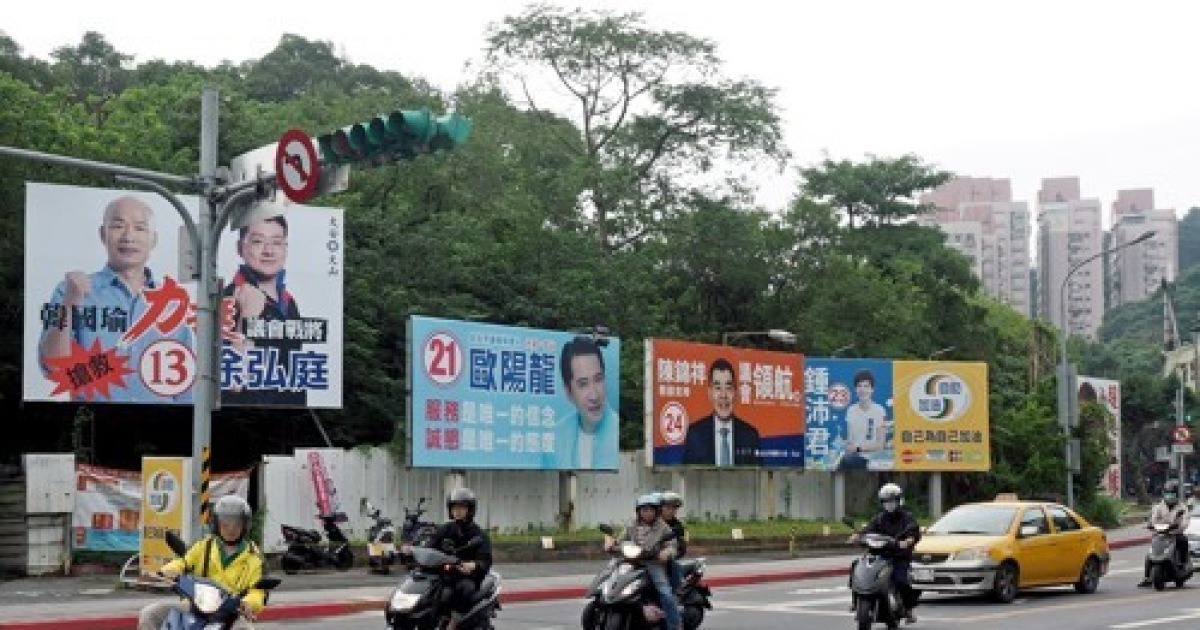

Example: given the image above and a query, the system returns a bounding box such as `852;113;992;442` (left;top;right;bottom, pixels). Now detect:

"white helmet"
878;483;903;512
212;495;252;543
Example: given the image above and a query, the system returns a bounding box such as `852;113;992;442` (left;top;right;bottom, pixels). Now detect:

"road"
261;544;1200;630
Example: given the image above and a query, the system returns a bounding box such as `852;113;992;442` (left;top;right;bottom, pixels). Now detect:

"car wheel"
990;562;1019;603
1074;556;1100;594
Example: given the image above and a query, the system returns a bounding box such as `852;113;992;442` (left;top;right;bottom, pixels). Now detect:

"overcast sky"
5;0;1199;224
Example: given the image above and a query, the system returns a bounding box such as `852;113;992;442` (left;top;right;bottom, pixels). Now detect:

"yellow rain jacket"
162;535;267;613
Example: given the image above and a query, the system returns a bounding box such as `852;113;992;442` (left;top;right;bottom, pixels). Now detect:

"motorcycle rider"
605;493;682;630
659;491;688;593
1138;482;1191;587
426;488;494;628
849;483;920;625
137;495;266;630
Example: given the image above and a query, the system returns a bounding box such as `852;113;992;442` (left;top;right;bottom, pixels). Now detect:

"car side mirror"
1019;525;1039;538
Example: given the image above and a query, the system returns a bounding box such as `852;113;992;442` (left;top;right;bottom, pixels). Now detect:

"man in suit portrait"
682;358;762;466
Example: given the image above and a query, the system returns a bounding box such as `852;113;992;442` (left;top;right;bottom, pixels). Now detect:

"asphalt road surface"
261;544;1200;630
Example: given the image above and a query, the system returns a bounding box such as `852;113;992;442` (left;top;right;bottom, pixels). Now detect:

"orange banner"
646;339;804;467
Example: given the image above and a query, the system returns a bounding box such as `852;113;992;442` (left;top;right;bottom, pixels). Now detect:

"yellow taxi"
910;494;1109;603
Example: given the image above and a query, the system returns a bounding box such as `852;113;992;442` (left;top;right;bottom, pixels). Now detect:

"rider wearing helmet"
1138;481;1191;587
659;491;688;592
428;488;494;619
137;494;266;630
850;483;921;624
606;493;682;630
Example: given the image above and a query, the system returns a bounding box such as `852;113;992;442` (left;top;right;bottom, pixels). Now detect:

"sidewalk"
0;525;1151;630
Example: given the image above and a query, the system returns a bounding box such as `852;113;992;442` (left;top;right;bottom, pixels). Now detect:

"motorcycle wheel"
602;610;627;630
683;604;705;630
1150;564;1166;591
855;598;873;630
335;548;354;571
280;551;305;574
580;600;598;629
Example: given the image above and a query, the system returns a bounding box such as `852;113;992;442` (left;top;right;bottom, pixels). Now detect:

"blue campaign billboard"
409;316;621;471
804;358;895;471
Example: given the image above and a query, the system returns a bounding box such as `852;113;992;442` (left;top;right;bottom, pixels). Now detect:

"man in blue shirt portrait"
38;195;194;403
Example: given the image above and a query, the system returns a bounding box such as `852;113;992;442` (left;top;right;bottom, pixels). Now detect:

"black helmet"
211;495;252;544
447;487;477;520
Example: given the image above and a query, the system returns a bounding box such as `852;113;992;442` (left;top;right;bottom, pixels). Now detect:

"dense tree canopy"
0;17;1173;512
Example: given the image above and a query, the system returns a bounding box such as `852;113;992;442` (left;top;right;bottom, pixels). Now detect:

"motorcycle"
384;537;502;630
279;513;354;573
580;524;712;630
155;530;281;630
365;500;399;575
849;531;905;630
1146;522;1194;590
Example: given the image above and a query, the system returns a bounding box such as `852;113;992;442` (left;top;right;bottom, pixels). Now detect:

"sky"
5;0;1200;224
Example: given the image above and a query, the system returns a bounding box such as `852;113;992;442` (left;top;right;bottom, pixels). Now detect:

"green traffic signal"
317;108;470;166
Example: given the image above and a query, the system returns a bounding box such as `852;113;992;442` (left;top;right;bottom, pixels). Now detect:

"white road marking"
1109;609;1200;628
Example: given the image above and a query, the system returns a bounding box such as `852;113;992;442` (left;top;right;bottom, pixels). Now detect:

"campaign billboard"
646;340;805;468
804;359;990;472
1078;376;1121;498
23;182;343;407
409;316;621;470
803;359;894;471
892;361;990;471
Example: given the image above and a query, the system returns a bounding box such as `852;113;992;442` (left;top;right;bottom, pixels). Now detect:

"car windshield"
925;505;1018;536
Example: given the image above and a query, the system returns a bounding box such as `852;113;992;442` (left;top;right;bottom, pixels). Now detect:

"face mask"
883;500;899;512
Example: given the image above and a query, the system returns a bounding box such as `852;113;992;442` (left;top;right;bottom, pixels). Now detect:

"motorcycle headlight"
192;583;224;615
617;563;633;575
622;543;643;560
621;579;645;597
953;547;991;562
389;592;421;611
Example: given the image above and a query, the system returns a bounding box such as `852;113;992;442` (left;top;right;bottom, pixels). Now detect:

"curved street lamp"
1059;229;1155;508
722;329;797;346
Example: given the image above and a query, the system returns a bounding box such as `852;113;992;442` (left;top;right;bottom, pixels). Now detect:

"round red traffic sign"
1173;426;1192;443
275;129;319;203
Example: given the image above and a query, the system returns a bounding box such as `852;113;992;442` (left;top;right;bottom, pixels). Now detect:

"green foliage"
1075;494;1125;529
0;22;1059;494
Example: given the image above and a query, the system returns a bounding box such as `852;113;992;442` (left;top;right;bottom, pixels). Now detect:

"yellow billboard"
140;457;190;574
893;361;990;471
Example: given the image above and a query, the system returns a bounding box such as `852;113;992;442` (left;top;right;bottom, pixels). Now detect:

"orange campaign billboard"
645;339;804;467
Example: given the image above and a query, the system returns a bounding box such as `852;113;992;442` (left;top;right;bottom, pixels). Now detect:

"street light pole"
1058;229;1155;508
928;346;956;360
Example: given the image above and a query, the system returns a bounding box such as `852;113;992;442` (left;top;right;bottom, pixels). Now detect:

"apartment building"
918;177;1032;316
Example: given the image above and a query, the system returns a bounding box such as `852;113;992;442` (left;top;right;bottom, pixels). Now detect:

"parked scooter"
1146;522;1194;590
384;537;502;630
153;530;281;630
365;500;398;575
580;524;712;630
398;497;438;563
849;530;905;630
279;513;354;574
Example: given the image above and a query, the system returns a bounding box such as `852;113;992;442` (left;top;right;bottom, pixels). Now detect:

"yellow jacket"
162;535;267;613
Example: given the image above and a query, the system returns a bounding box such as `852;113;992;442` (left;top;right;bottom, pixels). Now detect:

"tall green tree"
484;4;788;252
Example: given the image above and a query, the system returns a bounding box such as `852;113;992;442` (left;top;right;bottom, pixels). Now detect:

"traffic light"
317;109;472;166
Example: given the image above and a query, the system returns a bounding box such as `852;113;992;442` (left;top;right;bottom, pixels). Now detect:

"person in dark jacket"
850;483;921;624
659;491;687;592
427;488;493;624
